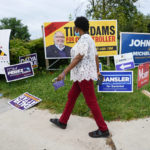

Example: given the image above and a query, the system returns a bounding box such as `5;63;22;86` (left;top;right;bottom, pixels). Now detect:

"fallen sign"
0;93;3;97
142;90;150;98
8;92;42;110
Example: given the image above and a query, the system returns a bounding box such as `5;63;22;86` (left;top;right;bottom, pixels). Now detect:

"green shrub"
9;38;30;64
9;38;46;68
28;38;45;68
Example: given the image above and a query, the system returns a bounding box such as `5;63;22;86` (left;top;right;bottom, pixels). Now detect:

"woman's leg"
79;80;108;131
59;81;81;124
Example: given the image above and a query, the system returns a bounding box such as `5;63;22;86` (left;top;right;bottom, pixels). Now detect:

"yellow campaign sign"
44;21;77;48
43;20;117;59
89;20;118;56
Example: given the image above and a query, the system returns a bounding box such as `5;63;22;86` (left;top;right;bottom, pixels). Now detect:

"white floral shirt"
70;34;98;82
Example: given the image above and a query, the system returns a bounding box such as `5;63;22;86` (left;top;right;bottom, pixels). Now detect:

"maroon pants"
59;79;108;131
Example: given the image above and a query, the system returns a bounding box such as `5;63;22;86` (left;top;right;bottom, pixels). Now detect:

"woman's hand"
97;72;101;80
56;72;65;81
97;72;104;81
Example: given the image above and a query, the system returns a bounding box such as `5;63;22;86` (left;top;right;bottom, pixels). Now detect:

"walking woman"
50;16;110;138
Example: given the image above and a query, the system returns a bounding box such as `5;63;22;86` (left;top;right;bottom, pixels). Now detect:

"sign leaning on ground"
98;71;133;92
8;92;42;110
114;52;135;71
4;62;34;82
43;20;118;59
0;29;11;74
137;62;149;89
19;53;38;69
120;32;150;66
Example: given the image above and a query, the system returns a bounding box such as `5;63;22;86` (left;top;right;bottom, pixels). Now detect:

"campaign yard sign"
8;92;42;110
19;53;38;69
98;71;133;92
43;20;118;59
120;32;150;66
0;29;11;74
99;63;102;71
138;63;149;89
114;53;135;71
4;62;34;82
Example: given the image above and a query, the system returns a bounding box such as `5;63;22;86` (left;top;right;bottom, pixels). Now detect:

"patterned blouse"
70;34;98;82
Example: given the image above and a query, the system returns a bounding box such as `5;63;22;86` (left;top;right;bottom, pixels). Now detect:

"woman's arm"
95;55;99;73
95;55;104;82
56;54;84;81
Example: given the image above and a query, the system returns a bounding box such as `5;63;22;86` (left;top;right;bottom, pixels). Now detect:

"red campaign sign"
138;63;149;89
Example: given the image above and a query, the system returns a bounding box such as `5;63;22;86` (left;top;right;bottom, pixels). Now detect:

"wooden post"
142;90;150;98
45;59;49;70
107;57;110;66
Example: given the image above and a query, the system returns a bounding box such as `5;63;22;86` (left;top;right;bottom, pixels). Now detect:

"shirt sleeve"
94;46;98;55
74;38;88;57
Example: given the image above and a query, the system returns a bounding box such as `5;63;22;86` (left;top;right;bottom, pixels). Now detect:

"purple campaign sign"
116;62;135;71
4;62;34;82
8;92;42;110
19;53;38;69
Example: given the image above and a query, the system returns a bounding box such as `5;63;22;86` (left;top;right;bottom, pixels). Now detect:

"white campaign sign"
0;29;11;74
114;52;135;71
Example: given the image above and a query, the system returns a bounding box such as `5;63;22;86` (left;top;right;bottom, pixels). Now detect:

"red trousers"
59;79;108;131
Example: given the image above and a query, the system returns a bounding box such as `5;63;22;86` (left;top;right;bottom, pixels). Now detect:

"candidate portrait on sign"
46;31;71;58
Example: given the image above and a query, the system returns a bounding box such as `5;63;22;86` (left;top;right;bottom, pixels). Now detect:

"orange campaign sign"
137;62;149;89
43;20;118;59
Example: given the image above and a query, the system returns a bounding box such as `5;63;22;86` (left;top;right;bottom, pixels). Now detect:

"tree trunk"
107;57;110;66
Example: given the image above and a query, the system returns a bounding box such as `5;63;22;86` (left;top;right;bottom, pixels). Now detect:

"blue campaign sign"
99;63;102;71
98;71;133;92
120;32;150;66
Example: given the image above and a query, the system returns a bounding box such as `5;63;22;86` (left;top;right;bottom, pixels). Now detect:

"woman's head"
74;16;89;33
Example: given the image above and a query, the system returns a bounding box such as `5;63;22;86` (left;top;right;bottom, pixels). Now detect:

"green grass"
0;67;150;121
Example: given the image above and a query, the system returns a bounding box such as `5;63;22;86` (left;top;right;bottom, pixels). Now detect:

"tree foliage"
0;17;30;41
86;0;149;34
9;39;30;64
9;38;46;68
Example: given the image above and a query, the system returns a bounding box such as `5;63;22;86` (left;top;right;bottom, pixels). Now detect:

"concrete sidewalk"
0;97;150;150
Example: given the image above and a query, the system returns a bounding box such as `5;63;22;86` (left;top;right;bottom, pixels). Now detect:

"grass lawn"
0;67;150;121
